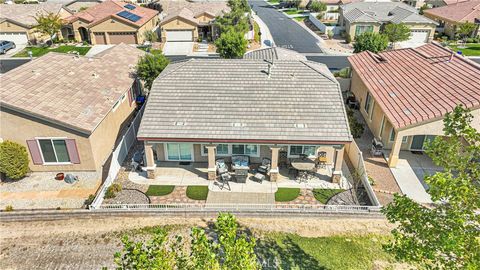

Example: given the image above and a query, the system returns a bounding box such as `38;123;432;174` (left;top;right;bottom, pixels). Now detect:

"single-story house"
317;0;360;21
243;46;308;61
0;3;72;45
0;44;144;173
348;43;480;167
158;1;229;42
339;2;438;48
62;0;159;44
423;0;480;39
137;58;352;182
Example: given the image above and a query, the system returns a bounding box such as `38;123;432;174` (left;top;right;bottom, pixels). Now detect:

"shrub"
327;30;334;39
84;194;96;207
309;1;327;13
0;140;29;180
105;184;122;199
345;33;352;44
353;32;389;53
346;108;364;138
5;205;13;212
368;175;375;186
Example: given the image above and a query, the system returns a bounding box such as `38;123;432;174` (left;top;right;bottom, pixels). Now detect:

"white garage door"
165;30;193;42
0;32;28;45
398;30;430;48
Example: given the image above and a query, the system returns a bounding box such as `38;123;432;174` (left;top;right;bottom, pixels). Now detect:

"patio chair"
257;158;271;175
216;158;227;173
315;151;327;169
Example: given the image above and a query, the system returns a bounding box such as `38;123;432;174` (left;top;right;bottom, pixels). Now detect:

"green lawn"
254;21;261;43
186;186;208;200
294;16;307;22
284;9;305;15
275;188;300;202
145;185;175;196
449;43;480;56
313;189;344;204
257;233;398;269
267;0;279;4
13;45;91;57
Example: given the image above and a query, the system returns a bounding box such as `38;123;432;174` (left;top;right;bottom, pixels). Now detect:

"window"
166;143;192;161
38;139;70;163
202;144;229;156
364;92;373;116
112;100;120;112
389;129;396;142
288;145;316;157
355;25;373;36
379;116;385;138
370;102;375;120
231;144;258;156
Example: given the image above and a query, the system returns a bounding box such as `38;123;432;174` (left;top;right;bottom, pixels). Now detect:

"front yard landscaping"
313;189;344;204
284;9;306;15
294;16;307;22
275;188;300;202
186;185;209;200
449;43;480;56
267;0;279;4
145;185;175;196
14;45;91;57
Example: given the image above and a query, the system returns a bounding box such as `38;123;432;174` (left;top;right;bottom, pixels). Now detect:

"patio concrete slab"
389;159;432;203
208;178;278;193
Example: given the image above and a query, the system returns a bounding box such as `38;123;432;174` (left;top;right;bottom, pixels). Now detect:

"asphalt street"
249;0;323;53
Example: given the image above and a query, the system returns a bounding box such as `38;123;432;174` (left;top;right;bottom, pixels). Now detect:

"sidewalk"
252;13;275;48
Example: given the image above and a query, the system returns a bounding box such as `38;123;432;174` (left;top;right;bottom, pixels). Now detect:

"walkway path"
389;160;432;203
252;13;274;48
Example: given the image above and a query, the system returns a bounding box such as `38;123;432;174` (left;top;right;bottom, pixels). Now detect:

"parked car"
0;41;16;54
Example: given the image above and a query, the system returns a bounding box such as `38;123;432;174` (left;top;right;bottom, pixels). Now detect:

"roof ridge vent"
174;121;186;126
294;123;307;128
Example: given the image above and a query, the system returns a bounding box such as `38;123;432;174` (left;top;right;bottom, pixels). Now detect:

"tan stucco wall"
346;23;381;39
0;109;96;172
195;14;215;24
0;20;29;32
160;17;198;41
350;68;480;150
88;89;137;171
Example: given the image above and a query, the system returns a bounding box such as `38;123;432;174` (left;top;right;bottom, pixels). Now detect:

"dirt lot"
0;216;394;269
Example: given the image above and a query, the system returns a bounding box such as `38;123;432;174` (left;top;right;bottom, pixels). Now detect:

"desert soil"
0;216;394;269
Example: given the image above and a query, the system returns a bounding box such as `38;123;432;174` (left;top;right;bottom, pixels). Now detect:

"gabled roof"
157;0;229;21
0;44;145;135
138;59;352;143
243;47;308;61
348;43;480;129
66;0;158;27
0;3;67;28
160;7;199;26
423;0;480;23
341;2;437;24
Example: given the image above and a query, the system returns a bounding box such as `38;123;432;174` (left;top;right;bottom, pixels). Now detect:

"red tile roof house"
0;44;144;182
348;43;480;167
423;0;480;39
62;0;159;44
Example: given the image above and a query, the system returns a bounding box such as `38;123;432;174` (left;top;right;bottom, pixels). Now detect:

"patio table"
291;158;315;182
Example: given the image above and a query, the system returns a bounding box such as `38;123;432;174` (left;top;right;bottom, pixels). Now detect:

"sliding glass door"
166;143;193;161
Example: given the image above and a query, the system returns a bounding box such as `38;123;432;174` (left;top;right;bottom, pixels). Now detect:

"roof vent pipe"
448;51;454;62
267;64;272;78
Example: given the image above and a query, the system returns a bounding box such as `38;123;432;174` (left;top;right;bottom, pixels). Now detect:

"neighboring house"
319;0;360;21
423;0;480;39
0;3;72;45
63;0;103;13
158;1;229;42
0;44;144;173
347;43;480;168
137;58;352;183
62;0;159;44
339;2;438;48
243;47;308;61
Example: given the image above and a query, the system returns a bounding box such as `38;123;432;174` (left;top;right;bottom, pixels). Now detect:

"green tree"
458;22;477;41
0;140;29;180
113;213;258;269
143;29;158;43
227;0;250;13
215;29;247;58
135;51;169;90
353;32;389;53
419;3;429;15
309;1;327;13
382;105;480;269
34;12;63;44
383;23;411;49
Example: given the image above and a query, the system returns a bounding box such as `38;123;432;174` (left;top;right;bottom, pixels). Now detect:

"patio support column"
388;131;403;168
206;145;216;180
270;146;281;182
331;146;344;183
145;143;156;179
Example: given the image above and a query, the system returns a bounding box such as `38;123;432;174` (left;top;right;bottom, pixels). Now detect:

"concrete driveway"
0;44;26;58
249;0;323;53
163;42;194;56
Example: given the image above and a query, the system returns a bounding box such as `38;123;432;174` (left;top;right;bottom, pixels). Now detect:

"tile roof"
243;47;308;61
160;7;199;26
157;0;229;19
0;44;145;135
348;43;480;129
138;59;352;143
341;2;437;24
423;0;480;23
0;3;66;27
66;0;158;27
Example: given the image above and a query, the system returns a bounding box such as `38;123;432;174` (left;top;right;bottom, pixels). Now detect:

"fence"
344;141;381;206
97;203;382;214
90;106;145;209
308;13;344;35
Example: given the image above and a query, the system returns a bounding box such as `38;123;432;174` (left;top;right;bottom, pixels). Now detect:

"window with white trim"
231;144;258;156
38;139;70;163
288;145;316;157
202;144;229;156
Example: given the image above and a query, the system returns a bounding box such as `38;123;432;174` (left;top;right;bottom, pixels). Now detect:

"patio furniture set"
216;155;271;188
289;152;328;182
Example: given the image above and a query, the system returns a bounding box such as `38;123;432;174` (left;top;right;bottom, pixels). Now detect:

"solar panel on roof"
117;10;142;22
124;4;136;10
